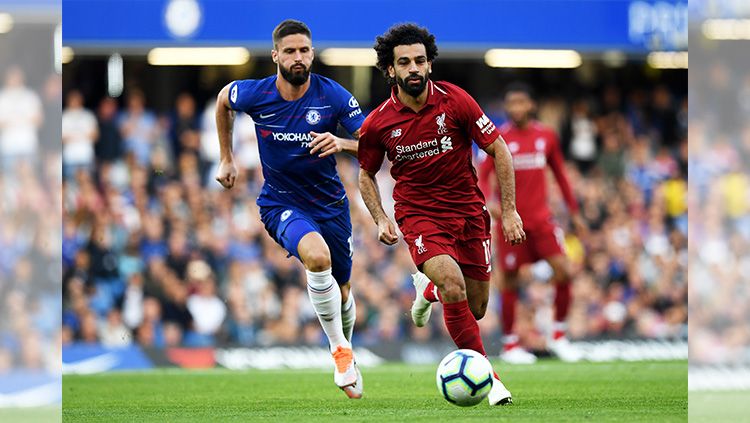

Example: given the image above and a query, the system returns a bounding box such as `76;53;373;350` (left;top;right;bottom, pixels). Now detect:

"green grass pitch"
63;360;686;422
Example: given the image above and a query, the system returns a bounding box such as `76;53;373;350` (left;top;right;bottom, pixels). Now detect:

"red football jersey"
479;120;578;227
358;80;498;220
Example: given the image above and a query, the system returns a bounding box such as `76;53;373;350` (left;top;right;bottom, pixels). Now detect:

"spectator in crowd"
95;96;124;166
0;65;43;171
118;88;158;166
62;89;98;177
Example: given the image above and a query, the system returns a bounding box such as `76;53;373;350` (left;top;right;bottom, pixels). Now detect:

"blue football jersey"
228;73;364;219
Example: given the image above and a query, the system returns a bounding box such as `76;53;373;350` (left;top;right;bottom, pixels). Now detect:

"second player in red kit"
479;82;588;364
358;23;525;406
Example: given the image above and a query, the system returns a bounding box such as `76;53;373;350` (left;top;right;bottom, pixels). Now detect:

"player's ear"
388;65;395;79
271;50;278;64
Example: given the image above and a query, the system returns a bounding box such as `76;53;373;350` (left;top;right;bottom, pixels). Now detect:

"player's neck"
396;87;428;113
275;75;311;101
513;119;531;129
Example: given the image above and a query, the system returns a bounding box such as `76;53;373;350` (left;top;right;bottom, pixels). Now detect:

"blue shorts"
260;206;353;285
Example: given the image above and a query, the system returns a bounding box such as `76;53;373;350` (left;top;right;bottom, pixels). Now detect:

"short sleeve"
454;87;497;149
331;82;365;135
228;79;259;113
357;113;385;173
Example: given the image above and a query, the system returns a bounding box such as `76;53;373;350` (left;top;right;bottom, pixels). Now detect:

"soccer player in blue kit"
214;20;365;398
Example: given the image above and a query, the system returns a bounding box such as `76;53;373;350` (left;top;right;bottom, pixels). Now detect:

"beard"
397;73;428;97
279;63;310;86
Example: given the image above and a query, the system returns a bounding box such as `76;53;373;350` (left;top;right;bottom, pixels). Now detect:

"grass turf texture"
63;360;686;422
689;391;750;423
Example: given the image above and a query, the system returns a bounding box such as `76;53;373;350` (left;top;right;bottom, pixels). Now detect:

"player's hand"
215;158;238;189
376;217;399;246
571;213;589;240
309;131;343;158
502;210;526;245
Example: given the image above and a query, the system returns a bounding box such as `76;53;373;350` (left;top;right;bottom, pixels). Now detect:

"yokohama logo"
271;132;314;142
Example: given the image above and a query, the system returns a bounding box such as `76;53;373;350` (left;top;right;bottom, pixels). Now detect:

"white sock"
306;269;350;352
341;290;356;342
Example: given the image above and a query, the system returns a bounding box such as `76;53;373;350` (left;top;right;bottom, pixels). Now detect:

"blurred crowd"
688;60;750;365
0;65;62;372
60;69;688;353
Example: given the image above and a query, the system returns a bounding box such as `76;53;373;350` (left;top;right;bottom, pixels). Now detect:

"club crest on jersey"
305;109;321;125
436;112;448;134
508;141;520;153
415;235;427;254
535;138;546;151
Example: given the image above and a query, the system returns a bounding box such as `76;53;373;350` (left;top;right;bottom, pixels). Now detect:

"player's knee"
304;250;332;272
470;300;487;320
439;275;466;302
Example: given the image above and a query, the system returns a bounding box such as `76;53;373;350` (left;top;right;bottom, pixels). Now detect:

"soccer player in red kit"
358;23;524;405
478;82;587;364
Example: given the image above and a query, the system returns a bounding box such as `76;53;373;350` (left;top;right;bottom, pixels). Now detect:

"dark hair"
272;19;311;48
504;81;534;99
374;23;438;84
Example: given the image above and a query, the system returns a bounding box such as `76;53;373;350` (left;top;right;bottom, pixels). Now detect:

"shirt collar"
390;80;438;113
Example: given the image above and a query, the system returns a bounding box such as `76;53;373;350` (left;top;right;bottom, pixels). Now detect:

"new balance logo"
415;235;427;254
391;128;402;138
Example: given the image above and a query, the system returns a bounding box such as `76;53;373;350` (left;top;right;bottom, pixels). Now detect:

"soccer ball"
435;349;493;406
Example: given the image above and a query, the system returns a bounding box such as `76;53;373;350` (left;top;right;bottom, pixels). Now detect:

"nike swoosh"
259;113;276;119
62;352;119;374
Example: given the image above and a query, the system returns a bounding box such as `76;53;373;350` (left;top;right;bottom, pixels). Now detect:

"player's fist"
377;217;399;246
502;210;526;245
215;158;238;189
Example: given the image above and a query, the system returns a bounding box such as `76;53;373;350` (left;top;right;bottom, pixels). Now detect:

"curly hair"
373;23;438;84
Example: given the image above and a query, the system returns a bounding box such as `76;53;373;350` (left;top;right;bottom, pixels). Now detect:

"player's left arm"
309;128;360;158
547;133;587;237
458;84;525;245
483;137;525;245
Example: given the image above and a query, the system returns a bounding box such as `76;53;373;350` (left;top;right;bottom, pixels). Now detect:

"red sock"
501;289;518;337
442;299;487;356
553;281;571;339
423;281;442;303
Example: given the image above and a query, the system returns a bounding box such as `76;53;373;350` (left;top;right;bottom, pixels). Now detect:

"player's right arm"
358;169;398;245
357;114;398;245
215;82;238;189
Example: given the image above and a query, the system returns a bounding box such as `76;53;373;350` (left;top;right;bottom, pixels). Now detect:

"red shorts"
497;218;566;271
398;210;492;281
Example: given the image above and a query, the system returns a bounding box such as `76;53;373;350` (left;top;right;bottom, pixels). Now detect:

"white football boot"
410;272;433;327
488;376;513;405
